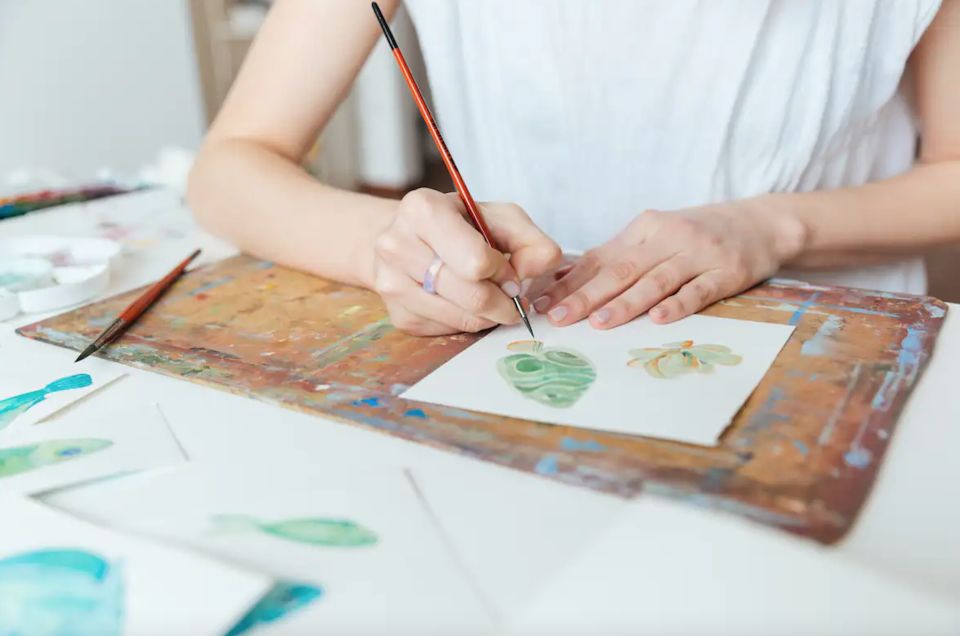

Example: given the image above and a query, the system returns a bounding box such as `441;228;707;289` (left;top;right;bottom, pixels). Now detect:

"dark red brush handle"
119;249;200;321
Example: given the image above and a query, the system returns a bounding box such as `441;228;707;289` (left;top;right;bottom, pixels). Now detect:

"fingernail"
593;308;610;325
651;307;666;320
520;278;532;297
500;280;520;297
548;305;568;321
534;296;551;313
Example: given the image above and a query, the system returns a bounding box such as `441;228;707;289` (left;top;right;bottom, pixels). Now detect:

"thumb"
481;202;562;282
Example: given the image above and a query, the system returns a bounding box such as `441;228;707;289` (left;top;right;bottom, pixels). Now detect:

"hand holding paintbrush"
370;2;560;338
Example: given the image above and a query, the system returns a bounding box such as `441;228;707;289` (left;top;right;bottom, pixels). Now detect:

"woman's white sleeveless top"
403;0;941;293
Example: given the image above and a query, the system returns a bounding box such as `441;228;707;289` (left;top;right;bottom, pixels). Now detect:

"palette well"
17;256;948;544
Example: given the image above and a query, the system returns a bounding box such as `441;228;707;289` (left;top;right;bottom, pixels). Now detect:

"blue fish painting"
0;374;93;433
226;580;323;636
0;548;124;636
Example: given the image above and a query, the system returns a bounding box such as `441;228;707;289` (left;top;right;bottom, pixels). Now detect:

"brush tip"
75;345;96;363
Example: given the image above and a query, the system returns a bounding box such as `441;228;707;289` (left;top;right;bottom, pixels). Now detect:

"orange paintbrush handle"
119;249;201;321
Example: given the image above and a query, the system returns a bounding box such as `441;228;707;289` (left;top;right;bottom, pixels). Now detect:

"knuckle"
459;315;486;333
651;268;675;295
464;251;495;280
578;251;601;272
466;284;494;313
609;259;637;283
373;271;400;297
691;279;716;305
374;232;399;259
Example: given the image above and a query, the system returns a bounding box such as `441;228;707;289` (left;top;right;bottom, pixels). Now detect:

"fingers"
399;190;516;288
648;272;730;324
588;257;693;329
375;229;519;325
374;266;497;335
532;251;606;316
483;201;563;281
544;246;676;326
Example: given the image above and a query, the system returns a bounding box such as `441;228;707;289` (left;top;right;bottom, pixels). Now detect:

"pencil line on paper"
154;402;190;461
403;467;502;627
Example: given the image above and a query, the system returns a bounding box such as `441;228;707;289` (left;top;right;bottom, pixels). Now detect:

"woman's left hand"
532;197;808;329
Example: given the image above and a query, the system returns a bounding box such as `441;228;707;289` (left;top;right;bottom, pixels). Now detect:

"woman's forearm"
188;138;396;289
771;160;960;269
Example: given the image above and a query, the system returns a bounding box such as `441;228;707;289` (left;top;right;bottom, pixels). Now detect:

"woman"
188;0;960;335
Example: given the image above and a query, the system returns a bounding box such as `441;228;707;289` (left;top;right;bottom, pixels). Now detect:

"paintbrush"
75;249;201;362
371;2;535;339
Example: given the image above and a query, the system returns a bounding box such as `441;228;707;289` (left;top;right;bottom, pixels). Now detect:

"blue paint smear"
227;580;322;636
403;408;428;419
0;548;124;635
560;437;607;453
870;371;899;411
844;447;872;469
351;396;383;408
535;454;559;476
924;302;946;318
188;276;234;296
0;374;93;432
801;315;843;357
791;440;809;456
788;293;820;325
897;327;923;374
253;260;275;270
745;387;789;433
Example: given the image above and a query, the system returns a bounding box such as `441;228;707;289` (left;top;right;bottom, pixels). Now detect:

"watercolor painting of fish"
0;438;113;480
627;340;742;379
497;340;596;408
211;515;379;548
0;548;124;636
226;580;323;636
0;374;93;433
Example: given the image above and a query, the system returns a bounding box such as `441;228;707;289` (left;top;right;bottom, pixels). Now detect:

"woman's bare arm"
781;0;960;267
187;0;399;288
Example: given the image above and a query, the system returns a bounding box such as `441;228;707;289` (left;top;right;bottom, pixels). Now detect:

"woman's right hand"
372;188;561;336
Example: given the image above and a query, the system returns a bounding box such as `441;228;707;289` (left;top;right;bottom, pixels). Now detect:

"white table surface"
2;190;958;634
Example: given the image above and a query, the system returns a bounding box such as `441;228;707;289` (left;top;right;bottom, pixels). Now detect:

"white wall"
0;0;205;179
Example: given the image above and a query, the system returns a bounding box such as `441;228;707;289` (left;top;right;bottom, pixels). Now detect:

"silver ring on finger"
422;255;444;295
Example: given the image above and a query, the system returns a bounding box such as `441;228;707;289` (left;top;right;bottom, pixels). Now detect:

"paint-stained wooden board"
18;256;948;544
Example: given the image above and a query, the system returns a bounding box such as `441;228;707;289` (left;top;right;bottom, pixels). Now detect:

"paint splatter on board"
227;580;323;636
211;515;378;548
0;548;124;635
497;340;596;408
0;374;93;432
627;340;742;379
0;439;113;479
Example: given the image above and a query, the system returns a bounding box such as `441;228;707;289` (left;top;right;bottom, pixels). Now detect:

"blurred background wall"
0;0;956;300
0;0;206;177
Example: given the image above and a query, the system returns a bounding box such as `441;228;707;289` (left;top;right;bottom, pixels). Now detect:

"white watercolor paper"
0;496;270;636
47;462;497;635
0;403;186;495
402;314;794;445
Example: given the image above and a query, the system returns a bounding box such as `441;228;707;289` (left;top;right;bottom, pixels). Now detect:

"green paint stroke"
0;439;113;479
211;515;378;548
497;340;596;408
628;340;742;379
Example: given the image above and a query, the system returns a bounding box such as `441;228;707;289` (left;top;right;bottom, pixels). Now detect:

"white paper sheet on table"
0;495;270;636
503;497;960;636
0;403;186;495
402;314;794;445
46;462;497;636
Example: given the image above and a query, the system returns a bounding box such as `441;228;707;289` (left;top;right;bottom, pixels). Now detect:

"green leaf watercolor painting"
497;340;597;408
211;515;379;548
627;340;742;379
0;548;124;636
